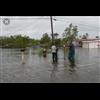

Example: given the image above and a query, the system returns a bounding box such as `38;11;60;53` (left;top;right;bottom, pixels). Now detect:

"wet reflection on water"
0;48;100;83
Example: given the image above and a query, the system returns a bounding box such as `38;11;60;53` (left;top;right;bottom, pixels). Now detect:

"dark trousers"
68;55;75;66
52;53;57;63
55;52;58;62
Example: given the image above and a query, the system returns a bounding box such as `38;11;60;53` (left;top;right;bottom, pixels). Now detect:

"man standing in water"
21;48;25;64
55;46;58;62
68;41;75;67
43;48;47;58
51;44;57;63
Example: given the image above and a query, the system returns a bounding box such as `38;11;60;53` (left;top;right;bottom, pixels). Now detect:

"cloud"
0;16;100;39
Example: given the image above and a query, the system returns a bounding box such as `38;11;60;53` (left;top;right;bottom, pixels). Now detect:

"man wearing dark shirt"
68;41;75;67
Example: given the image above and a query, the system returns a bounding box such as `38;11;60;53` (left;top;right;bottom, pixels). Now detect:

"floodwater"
0;48;100;83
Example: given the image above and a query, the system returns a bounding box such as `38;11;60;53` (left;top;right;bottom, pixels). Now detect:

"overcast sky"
0;16;100;39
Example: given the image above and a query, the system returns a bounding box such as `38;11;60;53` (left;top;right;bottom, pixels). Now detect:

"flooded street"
0;48;100;83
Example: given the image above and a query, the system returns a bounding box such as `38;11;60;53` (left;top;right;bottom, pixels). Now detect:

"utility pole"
50;16;54;44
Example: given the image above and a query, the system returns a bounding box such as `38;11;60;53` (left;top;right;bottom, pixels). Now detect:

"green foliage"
37;48;44;56
63;23;78;45
54;38;61;47
0;35;30;48
40;33;51;49
0;24;79;49
29;39;40;46
40;33;51;44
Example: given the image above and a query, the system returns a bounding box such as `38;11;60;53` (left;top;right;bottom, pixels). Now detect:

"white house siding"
83;42;89;48
94;42;98;48
89;42;94;48
98;41;100;48
82;41;99;48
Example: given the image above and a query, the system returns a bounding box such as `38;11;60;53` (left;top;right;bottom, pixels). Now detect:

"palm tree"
96;36;99;39
85;33;89;39
82;35;87;39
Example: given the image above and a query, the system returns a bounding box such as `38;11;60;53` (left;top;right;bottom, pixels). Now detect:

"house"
81;39;100;48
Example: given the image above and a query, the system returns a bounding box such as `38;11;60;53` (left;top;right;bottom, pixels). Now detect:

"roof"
81;39;100;41
76;39;100;43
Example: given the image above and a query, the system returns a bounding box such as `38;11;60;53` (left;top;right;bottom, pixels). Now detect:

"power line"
53;17;99;37
2;16;99;37
53;17;99;30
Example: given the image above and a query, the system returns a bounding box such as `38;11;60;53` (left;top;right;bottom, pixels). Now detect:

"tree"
0;35;30;48
13;35;30;48
63;23;78;45
30;39;40;46
81;33;89;39
85;33;89;39
96;36;99;39
82;35;87;39
40;33;51;44
40;33;51;48
53;33;61;46
55;38;61;47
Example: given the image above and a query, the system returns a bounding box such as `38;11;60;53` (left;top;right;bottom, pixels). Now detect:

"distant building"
32;45;40;49
81;39;100;48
